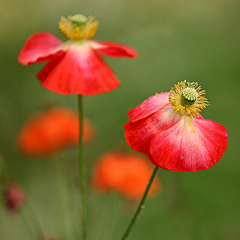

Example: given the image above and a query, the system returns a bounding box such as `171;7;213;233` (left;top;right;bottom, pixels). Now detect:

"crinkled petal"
128;92;170;122
40;42;120;95
124;105;181;166
91;40;138;58
150;117;228;172
18;32;65;65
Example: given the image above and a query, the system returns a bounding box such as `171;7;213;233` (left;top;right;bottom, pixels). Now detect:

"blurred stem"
78;94;87;240
27;200;44;237
55;158;72;240
21;208;36;240
66;156;79;240
120;166;159;240
174;172;199;240
21;199;44;240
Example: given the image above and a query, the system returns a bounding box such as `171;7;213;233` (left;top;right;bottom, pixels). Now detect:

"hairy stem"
78;95;87;240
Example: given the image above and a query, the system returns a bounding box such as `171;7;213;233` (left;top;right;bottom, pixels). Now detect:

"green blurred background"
0;0;240;239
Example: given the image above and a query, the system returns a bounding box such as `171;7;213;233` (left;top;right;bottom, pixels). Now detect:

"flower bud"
4;182;25;212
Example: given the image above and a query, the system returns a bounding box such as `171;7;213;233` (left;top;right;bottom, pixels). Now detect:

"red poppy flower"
125;81;228;172
5;182;25;212
17;107;94;157
92;151;160;199
18;14;138;95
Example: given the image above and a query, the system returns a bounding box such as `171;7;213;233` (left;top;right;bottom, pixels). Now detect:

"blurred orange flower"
92;151;160;199
17;107;94;157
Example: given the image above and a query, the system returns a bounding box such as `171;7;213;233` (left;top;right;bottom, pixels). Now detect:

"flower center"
181;87;198;106
59;14;99;40
169;80;209;117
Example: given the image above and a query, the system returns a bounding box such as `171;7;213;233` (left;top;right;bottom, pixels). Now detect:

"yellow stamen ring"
169;80;209;117
59;14;99;40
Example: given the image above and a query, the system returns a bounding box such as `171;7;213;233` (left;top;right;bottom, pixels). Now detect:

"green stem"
120;166;159;240
78;94;87;240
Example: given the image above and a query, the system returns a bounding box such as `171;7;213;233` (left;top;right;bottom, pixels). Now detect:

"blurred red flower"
39;235;56;240
92;151;160;199
125;81;228;172
17;107;94;157
18;14;137;95
5;182;25;212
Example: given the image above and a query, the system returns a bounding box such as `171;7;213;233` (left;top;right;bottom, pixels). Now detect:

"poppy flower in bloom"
17;107;94;157
124;81;228;172
92;151;160;199
4;182;25;212
18;14;138;95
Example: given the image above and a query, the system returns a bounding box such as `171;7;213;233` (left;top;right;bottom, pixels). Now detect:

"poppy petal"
124;105;181;166
37;55;65;82
128;92;170;122
40;42;120;95
18;32;65;65
91;40;138;58
150;117;228;172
